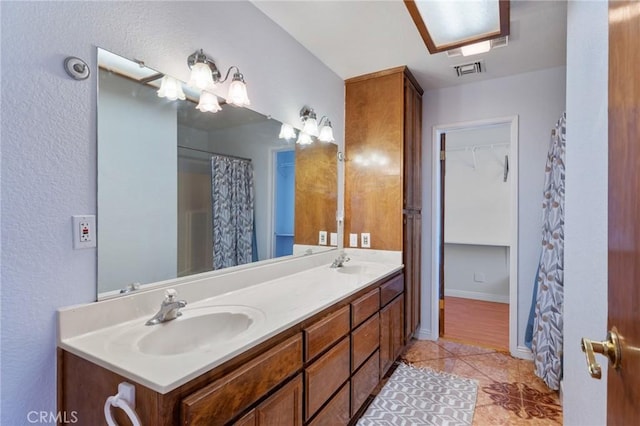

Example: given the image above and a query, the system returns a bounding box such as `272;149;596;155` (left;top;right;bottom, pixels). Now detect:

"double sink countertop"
58;250;402;394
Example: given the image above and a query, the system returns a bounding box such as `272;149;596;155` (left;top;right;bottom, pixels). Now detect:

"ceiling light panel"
415;0;500;47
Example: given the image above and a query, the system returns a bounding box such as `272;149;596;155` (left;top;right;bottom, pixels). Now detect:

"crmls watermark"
27;411;79;424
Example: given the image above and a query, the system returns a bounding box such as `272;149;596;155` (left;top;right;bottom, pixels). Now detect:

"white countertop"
58;254;402;394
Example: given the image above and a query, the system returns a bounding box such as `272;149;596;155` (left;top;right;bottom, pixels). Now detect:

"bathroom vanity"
58;253;406;425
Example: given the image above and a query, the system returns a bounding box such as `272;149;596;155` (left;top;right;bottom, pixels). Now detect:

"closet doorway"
431;116;518;354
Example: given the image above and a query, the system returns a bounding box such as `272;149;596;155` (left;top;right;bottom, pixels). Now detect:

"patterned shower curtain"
211;155;254;270
530;113;566;390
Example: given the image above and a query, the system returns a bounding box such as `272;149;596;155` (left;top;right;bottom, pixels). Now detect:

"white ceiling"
252;0;567;91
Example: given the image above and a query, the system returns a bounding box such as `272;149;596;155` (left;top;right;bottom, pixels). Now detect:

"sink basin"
335;264;379;276
108;305;265;357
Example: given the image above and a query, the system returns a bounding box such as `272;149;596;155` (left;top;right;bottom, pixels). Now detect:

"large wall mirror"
97;48;338;297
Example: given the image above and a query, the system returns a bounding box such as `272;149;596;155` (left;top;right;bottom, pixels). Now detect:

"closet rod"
177;145;252;162
446;142;510;153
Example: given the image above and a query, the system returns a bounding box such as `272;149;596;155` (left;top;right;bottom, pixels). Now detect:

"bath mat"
357;363;478;426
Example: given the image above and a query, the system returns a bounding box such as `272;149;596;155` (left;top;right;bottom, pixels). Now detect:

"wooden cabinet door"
255;375;303;426
380;294;405;377
403;77;423;212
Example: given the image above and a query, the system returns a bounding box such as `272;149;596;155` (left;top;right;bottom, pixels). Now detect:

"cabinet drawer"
305;305;350;361
351;288;380;328
308;381;350;426
351;350;380;417
351;313;380;372
181;334;303;425
305;336;350;421
380;273;404;307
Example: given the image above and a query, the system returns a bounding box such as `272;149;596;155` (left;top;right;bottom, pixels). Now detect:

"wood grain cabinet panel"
351;288;380;328
305;305;350;361
181;334;303;425
305;337;350;421
234;375;302;426
380;294;405;377
307;381;350;426
380;273;404;307
351;350;380;417
351;313;380;372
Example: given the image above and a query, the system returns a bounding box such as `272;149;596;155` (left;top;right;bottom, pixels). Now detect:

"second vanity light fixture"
284;106;335;145
186;49;250;112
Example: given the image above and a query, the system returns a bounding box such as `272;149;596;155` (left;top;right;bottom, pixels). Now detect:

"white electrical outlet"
330;232;338;246
318;231;328;245
474;272;486;283
349;233;359;247
72;215;96;249
361;232;371;248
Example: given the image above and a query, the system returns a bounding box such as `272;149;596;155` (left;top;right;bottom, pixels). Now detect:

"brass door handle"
580;327;622;379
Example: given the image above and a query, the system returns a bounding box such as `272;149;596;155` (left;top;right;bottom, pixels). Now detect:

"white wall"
420;66;567;349
0;1;343;424
445;244;509;303
98;71;178;293
563;1;608;424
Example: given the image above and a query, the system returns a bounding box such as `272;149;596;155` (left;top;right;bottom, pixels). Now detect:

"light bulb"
296;132;313;145
188;62;215;90
302;117;319;137
157;75;186;101
279;124;296;140
196;91;222;113
318;121;335;143
227;71;250;107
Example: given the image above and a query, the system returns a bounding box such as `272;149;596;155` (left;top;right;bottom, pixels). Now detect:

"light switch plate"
330;232;338;246
318;231;328;245
349;233;359;248
361;232;371;248
72;215;96;249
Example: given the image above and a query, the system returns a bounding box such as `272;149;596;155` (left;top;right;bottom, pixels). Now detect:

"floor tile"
401;339;452;362
436;339;497;357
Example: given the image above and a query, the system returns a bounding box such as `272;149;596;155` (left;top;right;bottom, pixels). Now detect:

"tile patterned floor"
400;339;563;425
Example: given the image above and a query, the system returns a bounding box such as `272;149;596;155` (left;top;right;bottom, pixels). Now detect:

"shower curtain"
211;155;255;269
527;113;566;390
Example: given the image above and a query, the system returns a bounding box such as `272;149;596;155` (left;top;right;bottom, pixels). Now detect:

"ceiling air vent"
454;61;484;77
446;36;509;58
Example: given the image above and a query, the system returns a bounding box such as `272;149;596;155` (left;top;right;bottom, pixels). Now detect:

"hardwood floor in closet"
444;296;509;351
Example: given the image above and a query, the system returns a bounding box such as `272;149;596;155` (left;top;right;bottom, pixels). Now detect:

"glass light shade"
296;132;313;145
318;123;335;143
302;117;319;137
461;40;492;56
227;78;250;107
196;91;222;113
157;75;186;101
279;123;296;140
415;0;500;47
188;62;215;90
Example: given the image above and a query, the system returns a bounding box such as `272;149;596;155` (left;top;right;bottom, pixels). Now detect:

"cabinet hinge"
440;150;446;161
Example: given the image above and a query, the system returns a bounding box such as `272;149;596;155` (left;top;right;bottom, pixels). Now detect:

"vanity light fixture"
279;123;297;140
196;91;222;113
404;0;509;55
300;106;319;137
317;117;335;143
157;75;186;101
187;49;250;108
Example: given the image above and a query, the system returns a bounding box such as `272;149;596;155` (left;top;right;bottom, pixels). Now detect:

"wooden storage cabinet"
58;272;407;426
345;66;423;340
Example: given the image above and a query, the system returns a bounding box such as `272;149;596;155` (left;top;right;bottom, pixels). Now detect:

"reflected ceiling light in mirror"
157;75;186;101
187;49;250;109
300;106;319;137
318;117;335;143
404;0;509;55
196;91;222;113
279;123;297;140
296;132;313;145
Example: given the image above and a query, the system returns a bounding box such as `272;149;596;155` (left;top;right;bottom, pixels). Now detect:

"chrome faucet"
330;252;351;268
145;289;187;326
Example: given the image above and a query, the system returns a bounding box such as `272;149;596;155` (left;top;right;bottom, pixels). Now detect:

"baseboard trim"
512;345;534;360
414;327;435;341
445;289;509;304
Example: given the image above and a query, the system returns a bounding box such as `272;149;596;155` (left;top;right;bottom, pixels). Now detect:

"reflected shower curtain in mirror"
211;155;254;269
528;113;566;390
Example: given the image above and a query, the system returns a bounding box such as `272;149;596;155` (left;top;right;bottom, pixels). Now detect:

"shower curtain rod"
177;145;252;162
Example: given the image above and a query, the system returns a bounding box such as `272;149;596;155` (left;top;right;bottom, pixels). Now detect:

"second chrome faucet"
145;289;187;326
